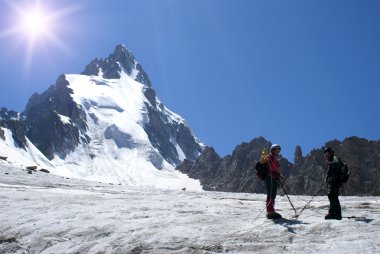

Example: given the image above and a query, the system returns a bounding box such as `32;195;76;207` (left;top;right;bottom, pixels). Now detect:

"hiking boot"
325;213;342;220
325;214;336;220
266;212;282;220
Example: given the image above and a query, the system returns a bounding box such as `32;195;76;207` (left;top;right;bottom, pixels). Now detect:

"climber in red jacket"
260;144;285;219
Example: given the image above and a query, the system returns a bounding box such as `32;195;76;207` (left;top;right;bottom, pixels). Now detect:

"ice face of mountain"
80;44;203;163
21;44;203;190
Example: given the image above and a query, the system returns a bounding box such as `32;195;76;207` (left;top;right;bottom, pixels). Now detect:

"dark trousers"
327;184;341;217
264;176;278;213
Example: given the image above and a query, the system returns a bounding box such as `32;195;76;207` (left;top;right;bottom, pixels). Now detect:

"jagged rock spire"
81;44;151;87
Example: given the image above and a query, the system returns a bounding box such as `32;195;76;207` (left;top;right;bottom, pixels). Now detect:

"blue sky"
0;0;379;160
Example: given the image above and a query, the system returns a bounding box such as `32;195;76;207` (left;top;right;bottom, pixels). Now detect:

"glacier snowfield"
0;163;379;254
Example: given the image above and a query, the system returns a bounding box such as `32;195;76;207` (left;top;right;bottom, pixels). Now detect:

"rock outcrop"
0;127;5;141
81;44;151;87
177;137;292;193
0;107;27;149
23;75;89;160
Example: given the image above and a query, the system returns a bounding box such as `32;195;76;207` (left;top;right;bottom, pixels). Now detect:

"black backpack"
339;161;350;183
255;161;268;180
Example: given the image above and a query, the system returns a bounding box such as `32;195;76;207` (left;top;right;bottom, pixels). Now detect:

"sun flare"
1;0;81;69
4;2;56;44
21;8;50;39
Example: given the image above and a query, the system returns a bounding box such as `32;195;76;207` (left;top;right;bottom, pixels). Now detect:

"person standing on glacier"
260;144;285;219
323;147;344;220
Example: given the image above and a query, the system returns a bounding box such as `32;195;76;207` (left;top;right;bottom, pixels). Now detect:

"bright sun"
23;11;48;35
2;1;56;45
21;9;50;38
0;0;80;69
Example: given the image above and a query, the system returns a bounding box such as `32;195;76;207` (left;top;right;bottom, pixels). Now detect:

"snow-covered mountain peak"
81;44;151;87
6;44;205;189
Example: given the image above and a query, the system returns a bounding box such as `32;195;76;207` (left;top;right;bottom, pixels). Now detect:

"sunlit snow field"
0;162;379;254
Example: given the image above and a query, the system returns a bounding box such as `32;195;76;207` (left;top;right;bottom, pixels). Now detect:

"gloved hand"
276;173;286;180
260;157;267;164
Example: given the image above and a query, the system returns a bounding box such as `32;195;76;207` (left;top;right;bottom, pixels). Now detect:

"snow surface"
57;113;72;125
0;164;379;254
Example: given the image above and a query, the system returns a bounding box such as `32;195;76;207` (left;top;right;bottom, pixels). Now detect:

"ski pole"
297;185;325;216
279;180;298;217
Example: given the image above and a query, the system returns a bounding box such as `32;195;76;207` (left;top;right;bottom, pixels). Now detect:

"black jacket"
326;156;343;185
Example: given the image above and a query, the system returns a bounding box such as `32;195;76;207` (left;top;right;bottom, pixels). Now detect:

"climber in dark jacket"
324;147;343;220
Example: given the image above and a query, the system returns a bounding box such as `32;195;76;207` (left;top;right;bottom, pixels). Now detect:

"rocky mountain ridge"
177;136;380;195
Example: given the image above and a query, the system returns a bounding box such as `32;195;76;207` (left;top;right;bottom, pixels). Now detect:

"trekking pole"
297;185;325;216
279;180;299;217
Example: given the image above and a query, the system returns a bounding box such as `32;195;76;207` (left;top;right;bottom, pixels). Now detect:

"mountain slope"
0;107;53;169
2;44;204;190
0;126;53;170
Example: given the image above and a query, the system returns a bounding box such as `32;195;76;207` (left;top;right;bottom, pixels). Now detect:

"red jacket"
265;154;281;178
